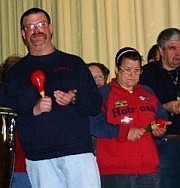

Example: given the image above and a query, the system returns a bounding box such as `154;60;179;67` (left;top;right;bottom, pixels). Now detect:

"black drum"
0;107;17;188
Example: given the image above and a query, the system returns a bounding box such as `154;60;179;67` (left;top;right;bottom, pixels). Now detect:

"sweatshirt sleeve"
89;110;130;141
70;60;102;116
142;85;168;120
0;65;39;130
89;84;120;138
155;101;169;120
89;111;119;138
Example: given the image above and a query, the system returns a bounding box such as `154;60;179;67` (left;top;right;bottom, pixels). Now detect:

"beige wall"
0;0;180;79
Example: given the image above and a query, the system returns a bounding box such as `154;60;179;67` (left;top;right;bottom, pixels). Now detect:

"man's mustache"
32;32;45;37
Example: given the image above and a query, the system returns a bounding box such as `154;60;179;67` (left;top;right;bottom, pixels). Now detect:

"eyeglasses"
119;67;142;75
24;21;48;31
92;74;105;81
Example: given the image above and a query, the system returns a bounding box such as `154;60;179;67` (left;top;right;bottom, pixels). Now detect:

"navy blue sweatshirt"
1;49;102;160
140;61;180;135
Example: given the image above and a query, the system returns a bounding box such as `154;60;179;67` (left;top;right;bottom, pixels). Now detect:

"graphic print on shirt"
105;86;156;127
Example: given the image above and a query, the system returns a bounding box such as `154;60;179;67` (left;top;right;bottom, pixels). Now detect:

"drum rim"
0;107;13;111
0;107;17;116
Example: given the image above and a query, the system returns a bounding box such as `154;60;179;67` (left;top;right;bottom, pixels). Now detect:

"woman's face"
115;58;141;91
88;65;105;87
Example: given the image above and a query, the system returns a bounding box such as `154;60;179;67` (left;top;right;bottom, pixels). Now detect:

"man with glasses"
1;8;102;188
140;28;180;188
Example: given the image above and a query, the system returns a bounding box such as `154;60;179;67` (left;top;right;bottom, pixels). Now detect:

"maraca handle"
40;91;45;98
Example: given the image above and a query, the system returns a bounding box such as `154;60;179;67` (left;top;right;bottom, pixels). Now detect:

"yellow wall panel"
1;0;180;78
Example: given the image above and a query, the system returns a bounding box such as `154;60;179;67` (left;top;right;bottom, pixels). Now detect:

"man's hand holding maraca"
33;97;52;116
30;70;52;116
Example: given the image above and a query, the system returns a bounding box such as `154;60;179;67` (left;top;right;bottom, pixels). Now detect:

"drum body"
0;107;17;188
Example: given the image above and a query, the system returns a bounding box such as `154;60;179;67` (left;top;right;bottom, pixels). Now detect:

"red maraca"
30;70;45;97
144;118;165;132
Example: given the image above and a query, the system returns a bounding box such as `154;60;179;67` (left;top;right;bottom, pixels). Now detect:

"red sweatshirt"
96;78;164;175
